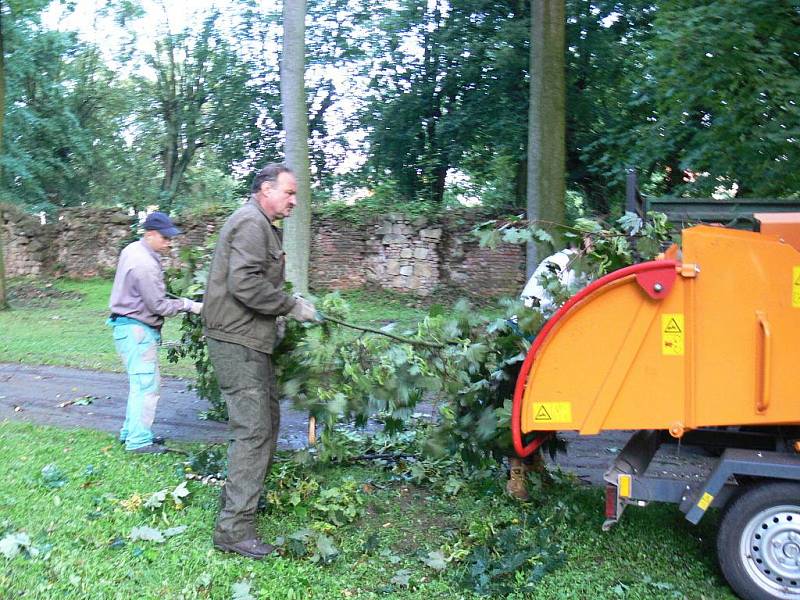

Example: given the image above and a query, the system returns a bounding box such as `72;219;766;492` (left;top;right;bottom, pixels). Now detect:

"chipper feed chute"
512;224;800;457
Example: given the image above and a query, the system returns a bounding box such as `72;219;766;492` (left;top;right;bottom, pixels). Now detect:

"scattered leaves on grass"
379;548;402;564
361;532;380;554
183;445;227;480
311;480;365;526
0;532;31;559
461;521;566;597
130;526;164;543
120;493;143;512
179;572;213;597
142;482;191;511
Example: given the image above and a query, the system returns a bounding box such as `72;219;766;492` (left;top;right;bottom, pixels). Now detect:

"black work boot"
214;538;275;559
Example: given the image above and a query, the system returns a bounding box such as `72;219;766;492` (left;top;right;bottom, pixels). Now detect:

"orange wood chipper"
512;213;800;600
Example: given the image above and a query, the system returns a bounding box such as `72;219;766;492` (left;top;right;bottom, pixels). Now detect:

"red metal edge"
635;263;677;300
512;259;679;457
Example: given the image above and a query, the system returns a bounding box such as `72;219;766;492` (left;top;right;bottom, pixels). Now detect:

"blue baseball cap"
143;211;181;237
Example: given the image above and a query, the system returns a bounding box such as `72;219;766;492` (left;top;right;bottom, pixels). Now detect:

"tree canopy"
0;0;797;215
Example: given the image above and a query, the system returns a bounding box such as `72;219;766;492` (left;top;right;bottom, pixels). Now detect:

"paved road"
0;363;310;449
0;362;713;485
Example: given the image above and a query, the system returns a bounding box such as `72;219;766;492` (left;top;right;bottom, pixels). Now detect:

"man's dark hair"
251;163;293;195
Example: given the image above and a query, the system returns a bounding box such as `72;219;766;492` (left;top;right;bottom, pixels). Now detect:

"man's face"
144;230;173;255
259;172;297;219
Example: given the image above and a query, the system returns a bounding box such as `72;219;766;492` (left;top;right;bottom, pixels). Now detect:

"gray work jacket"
202;198;297;354
109;239;186;329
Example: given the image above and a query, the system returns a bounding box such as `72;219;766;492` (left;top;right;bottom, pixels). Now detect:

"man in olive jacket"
203;162;318;559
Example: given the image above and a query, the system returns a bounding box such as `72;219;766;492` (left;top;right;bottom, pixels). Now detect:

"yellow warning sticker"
618;474;632;498
697;492;714;511
662;314;684;356
793;267;800;308
532;402;572;423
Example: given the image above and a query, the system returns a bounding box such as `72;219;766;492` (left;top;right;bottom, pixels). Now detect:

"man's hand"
182;299;203;314
288;297;318;322
274;316;287;351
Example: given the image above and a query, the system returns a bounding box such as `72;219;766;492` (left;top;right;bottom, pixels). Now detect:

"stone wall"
365;215;442;296
309;212;525;298
2;205;526;298
0;205;56;276
1;204;134;279
54;208;135;278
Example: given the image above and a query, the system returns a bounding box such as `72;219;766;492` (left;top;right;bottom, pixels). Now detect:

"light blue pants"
112;322;161;450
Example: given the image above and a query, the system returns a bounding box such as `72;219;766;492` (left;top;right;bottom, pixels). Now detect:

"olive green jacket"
202;198;297;354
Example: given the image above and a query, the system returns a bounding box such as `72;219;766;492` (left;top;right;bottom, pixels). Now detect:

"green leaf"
531;228;555;244
0;533;31;559
231;580;256;600
163;526;188;538
313;533;339;563
170;481;190;508
390;569;412;587
617;212;643;235
40;463;67;489
501;228;533;245
380;548;403;564
144;489;167;510
130;526;165;543
475;407;498;440
422;550;448;571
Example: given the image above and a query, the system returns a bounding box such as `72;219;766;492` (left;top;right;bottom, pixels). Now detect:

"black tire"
717;481;800;599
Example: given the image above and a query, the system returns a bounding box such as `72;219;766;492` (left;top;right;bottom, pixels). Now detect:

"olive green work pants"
207;338;280;544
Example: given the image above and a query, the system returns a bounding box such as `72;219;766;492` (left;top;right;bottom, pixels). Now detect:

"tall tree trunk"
158;39;179;210
526;0;566;277
0;14;8;311
281;0;311;294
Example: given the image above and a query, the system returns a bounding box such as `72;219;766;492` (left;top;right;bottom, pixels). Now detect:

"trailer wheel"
717;482;800;600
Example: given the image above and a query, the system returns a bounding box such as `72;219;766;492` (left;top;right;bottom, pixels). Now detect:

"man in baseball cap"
142;211;182;237
108;211;201;454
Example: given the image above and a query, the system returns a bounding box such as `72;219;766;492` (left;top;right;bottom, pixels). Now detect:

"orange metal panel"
754;212;800;252
516;224;800;443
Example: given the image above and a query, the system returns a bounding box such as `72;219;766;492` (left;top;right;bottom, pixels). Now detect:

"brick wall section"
2;205;527;298
440;237;526;297
439;214;527;297
310;217;367;290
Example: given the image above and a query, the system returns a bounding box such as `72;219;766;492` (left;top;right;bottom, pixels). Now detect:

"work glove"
288;297;318;322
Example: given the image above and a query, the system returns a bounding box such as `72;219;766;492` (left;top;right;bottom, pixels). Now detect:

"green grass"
0;420;737;600
0;279;499;377
334;288;431;330
0;279;436;377
0;278;195;376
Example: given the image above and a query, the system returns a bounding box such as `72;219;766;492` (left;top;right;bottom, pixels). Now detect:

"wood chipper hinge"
678;263;700;278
